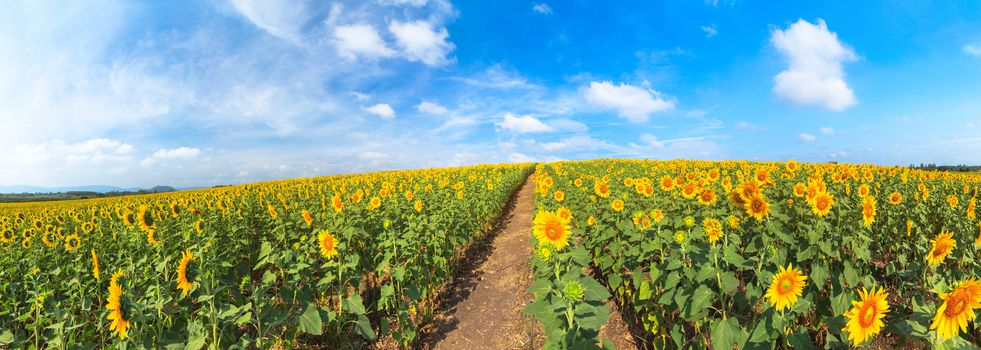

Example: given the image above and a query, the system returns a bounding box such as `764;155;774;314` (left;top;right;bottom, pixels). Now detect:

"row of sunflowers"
0;163;533;349
529;159;980;349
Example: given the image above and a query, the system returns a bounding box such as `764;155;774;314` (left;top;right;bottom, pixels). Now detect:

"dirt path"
422;175;542;350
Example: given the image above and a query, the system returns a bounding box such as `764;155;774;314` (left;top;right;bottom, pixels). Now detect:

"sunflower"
553;190;565;202
861;196;876;227
793;183;806;197
64;233;81;251
659;176;675;191
556;207;573;223
842;286;890;346
456;190;464;200
744;195;770;222
887;192;902;205
91;249;100;280
611;199;625;212
318;229;338;259
976;221;981;247
414;199;423;213
587;216;596;226
137;205;155;232
650;209;665;224
812;191;834;218
727;215;740;228
907;220;913;237
858;184;871;198
176;250;195;296
765;263;807;312
267;205;278;218
0;228;12;243
681;183;699;199
367;196;382;210
147;229;161;245
331;193;344;213
704;218;723;243
737;181;762;202
106;271;130;340
194;219;204;234
533;210;570;251
930;278;981;340
698;188;717;206
301;209;313;227
925;229;956;267
594;181;611;198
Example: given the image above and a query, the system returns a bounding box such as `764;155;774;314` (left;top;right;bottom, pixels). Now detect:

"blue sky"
1;0;980;188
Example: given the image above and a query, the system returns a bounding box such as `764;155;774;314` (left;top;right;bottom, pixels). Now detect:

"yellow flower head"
842;286;890;346
318;229;338;259
930;277;981;340
611;198;625;212
106;271;130;340
533;210;571;251
811;191;834;218
861;196;876;227
301;209;313;227
926;229;956;267
765;263;807;312
176;250;195;296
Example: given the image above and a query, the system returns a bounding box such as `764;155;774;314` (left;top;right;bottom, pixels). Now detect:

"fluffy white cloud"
532;3;553;14
640;134;665;148
509;152;534;163
497;113;552;133
820;126;835;134
798;133;817;142
417;101;449;115
141;147;201;166
771;19;857;111
542;136;623;152
365;103;396;119
389;20;455;66
230;0;311;44
701;24;717;37
584;81;674;123
333;24;395;60
964;44;981;57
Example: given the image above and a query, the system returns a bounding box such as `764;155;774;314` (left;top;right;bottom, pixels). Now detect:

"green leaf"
664;271;681;290
810;263;828;288
344;294;367;315
788;328;817;350
831;291;853;317
355;315;376;340
298;303;323;336
638;280;654;301
720;272;739;295
710;317;741;350
686;284;715;320
0;330;12;345
843;262;858;287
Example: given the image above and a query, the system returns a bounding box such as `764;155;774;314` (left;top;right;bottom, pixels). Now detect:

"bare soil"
419;175;543;350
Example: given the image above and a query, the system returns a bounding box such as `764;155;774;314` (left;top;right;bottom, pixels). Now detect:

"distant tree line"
909;163;981;173
0;186;178;203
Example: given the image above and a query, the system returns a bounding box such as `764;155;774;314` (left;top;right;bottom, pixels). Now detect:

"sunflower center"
817;197;830;211
933;241;952;257
752;199;765;213
545;223;563;240
944;294;967;318
858;302;878;328
776;276;793;295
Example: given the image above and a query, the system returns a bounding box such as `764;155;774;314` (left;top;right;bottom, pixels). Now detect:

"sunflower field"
0;163;533;349
529;159;981;349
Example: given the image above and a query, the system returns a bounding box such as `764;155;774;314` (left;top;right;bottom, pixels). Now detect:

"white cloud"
358;151;388;160
771;19;857;111
701;24;717;37
548;118;589;133
230;0;311;44
388;20;455;66
532;3;553;14
142;147;201;166
379;0;428;6
963;44;981;57
736;121;763;131
509;152;534;163
798;133;817;142
497;113;553;133
641;134;665;149
584;81;675;123
417;101;449;115
351;91;371;101
819;126;835;134
333;24;395;60
542;136;622;152
365;103;396;119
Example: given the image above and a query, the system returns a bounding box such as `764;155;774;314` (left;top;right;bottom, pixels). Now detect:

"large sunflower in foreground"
533;210;570;251
106;271;130;340
318;229;338;260
842;286;890;346
176;250;195;297
926;229;956;267
930;277;981;340
765;263;807;311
